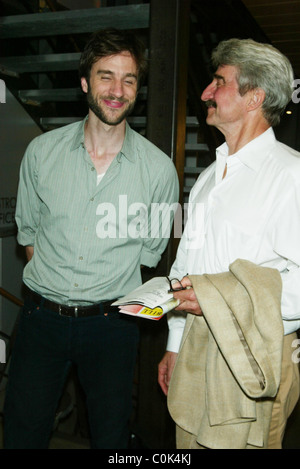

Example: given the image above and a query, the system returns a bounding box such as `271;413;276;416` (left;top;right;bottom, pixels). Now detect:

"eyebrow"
124;73;138;81
97;69;112;75
214;73;226;84
96;69;138;80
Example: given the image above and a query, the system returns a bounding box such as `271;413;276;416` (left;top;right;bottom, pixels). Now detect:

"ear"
81;77;88;94
247;88;265;111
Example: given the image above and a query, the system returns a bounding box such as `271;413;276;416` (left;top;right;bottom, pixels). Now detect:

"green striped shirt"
16;118;179;305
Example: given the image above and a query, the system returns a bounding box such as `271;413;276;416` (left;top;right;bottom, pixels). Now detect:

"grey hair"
211;38;294;126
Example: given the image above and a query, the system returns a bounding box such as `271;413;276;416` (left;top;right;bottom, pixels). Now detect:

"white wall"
0;86;42;336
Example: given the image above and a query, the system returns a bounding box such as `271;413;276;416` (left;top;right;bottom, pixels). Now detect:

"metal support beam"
0;4;150;38
146;0;190;207
146;0;190;269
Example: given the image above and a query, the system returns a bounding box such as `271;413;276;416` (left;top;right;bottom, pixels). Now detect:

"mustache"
205;100;217;108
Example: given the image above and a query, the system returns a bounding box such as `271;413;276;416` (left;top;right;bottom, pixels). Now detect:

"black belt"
24;285;118;318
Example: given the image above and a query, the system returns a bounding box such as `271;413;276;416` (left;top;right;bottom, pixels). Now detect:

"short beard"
86;88;136;126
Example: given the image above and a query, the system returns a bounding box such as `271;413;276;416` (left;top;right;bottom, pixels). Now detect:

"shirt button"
74;283;78;288
91;167;95;171
79;256;83;260
90;197;94;201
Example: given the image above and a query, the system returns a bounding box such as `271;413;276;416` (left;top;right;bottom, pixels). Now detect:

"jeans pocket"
21;298;41;318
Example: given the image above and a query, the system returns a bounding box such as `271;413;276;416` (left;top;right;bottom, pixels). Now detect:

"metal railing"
0;287;23;308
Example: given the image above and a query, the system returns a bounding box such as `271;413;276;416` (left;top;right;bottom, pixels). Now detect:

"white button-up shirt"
168;128;300;352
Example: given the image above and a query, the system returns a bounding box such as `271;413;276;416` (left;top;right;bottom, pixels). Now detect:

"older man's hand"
172;277;203;316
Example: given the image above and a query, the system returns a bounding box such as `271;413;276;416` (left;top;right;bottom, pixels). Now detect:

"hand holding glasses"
166;275;202;316
166;276;189;293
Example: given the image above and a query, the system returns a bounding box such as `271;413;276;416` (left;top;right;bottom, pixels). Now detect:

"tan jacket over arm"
167;259;284;449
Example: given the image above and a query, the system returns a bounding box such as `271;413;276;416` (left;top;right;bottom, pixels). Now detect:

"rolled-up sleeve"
15;139;40;247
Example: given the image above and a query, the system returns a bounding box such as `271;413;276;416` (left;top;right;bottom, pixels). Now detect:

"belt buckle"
58;305;79;317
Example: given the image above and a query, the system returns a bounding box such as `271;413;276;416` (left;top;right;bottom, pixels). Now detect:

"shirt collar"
71;117;136;163
119;121;137;162
216;127;276;173
71;116;87;151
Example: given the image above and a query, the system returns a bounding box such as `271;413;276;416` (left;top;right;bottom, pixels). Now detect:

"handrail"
0;287;23;307
0;287;23;379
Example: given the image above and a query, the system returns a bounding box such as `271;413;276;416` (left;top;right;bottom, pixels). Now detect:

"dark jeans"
3;295;139;449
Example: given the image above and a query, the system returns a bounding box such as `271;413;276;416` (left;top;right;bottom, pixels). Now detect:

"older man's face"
201;65;251;135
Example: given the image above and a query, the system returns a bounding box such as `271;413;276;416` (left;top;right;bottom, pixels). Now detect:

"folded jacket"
167;258;284;449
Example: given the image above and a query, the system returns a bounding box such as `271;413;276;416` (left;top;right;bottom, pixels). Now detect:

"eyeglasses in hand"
166;276;187;293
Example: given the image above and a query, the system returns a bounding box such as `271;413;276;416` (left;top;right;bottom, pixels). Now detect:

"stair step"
19;88;85;103
185;143;209;151
185;116;200;127
184;166;206;174
0;4;150;39
0;53;81;74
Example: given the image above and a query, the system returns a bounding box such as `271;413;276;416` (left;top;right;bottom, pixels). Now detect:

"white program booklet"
112;277;180;320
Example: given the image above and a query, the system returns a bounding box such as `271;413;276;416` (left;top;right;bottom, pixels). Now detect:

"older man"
159;38;300;449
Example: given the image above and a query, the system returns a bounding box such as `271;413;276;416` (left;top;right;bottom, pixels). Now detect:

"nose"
109;79;124;98
201;81;216;102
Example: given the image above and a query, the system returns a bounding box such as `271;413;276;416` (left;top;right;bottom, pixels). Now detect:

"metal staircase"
1;0;299;449
0;0;212;206
0;2;150;131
